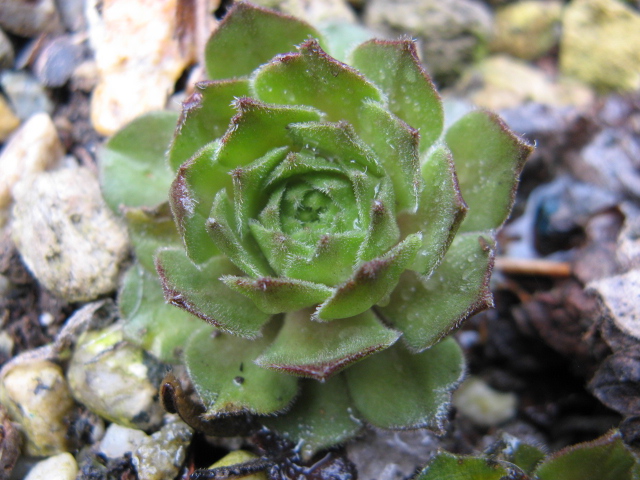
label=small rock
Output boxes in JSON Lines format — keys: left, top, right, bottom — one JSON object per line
{"left": 132, "top": 417, "right": 193, "bottom": 480}
{"left": 67, "top": 323, "right": 165, "bottom": 431}
{"left": 33, "top": 35, "right": 87, "bottom": 88}
{"left": 70, "top": 60, "right": 100, "bottom": 93}
{"left": 490, "top": 0, "right": 563, "bottom": 60}
{"left": 250, "top": 0, "right": 357, "bottom": 24}
{"left": 578, "top": 127, "right": 640, "bottom": 197}
{"left": 365, "top": 0, "right": 493, "bottom": 82}
{"left": 100, "top": 423, "right": 149, "bottom": 458}
{"left": 0, "top": 112, "right": 63, "bottom": 209}
{"left": 560, "top": 0, "right": 640, "bottom": 92}
{"left": 0, "top": 0, "right": 62, "bottom": 37}
{"left": 0, "top": 70, "right": 54, "bottom": 120}
{"left": 86, "top": 0, "right": 197, "bottom": 135}
{"left": 0, "top": 94, "right": 19, "bottom": 142}
{"left": 348, "top": 429, "right": 439, "bottom": 480}
{"left": 24, "top": 452, "right": 78, "bottom": 480}
{"left": 588, "top": 269, "right": 640, "bottom": 340}
{"left": 11, "top": 167, "right": 129, "bottom": 302}
{"left": 452, "top": 376, "right": 517, "bottom": 427}
{"left": 0, "top": 28, "right": 14, "bottom": 69}
{"left": 455, "top": 55, "right": 594, "bottom": 110}
{"left": 0, "top": 360, "right": 75, "bottom": 456}
{"left": 56, "top": 0, "right": 87, "bottom": 32}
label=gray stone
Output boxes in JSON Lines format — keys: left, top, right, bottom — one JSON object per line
{"left": 55, "top": 0, "right": 87, "bottom": 32}
{"left": 560, "top": 0, "right": 640, "bottom": 92}
{"left": 66, "top": 323, "right": 165, "bottom": 431}
{"left": 132, "top": 417, "right": 193, "bottom": 480}
{"left": 0, "top": 360, "right": 75, "bottom": 456}
{"left": 24, "top": 453, "right": 78, "bottom": 480}
{"left": 0, "top": 70, "right": 54, "bottom": 121}
{"left": 11, "top": 167, "right": 130, "bottom": 302}
{"left": 0, "top": 28, "right": 14, "bottom": 69}
{"left": 588, "top": 270, "right": 640, "bottom": 340}
{"left": 33, "top": 35, "right": 87, "bottom": 88}
{"left": 0, "top": 113, "right": 63, "bottom": 209}
{"left": 0, "top": 0, "right": 62, "bottom": 37}
{"left": 364, "top": 0, "right": 493, "bottom": 81}
{"left": 348, "top": 429, "right": 439, "bottom": 480}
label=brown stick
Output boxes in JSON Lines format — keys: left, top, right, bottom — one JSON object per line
{"left": 494, "top": 257, "right": 572, "bottom": 277}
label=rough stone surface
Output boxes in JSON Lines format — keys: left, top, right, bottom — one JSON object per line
{"left": 0, "top": 0, "right": 62, "bottom": 37}
{"left": 86, "top": 0, "right": 197, "bottom": 135}
{"left": 99, "top": 423, "right": 149, "bottom": 458}
{"left": 24, "top": 452, "right": 78, "bottom": 480}
{"left": 132, "top": 417, "right": 193, "bottom": 480}
{"left": 491, "top": 0, "right": 562, "bottom": 60}
{"left": 0, "top": 113, "right": 63, "bottom": 209}
{"left": 67, "top": 323, "right": 165, "bottom": 431}
{"left": 456, "top": 55, "right": 594, "bottom": 110}
{"left": 0, "top": 360, "right": 75, "bottom": 456}
{"left": 11, "top": 167, "right": 129, "bottom": 302}
{"left": 364, "top": 0, "right": 493, "bottom": 81}
{"left": 0, "top": 95, "right": 19, "bottom": 143}
{"left": 560, "top": 0, "right": 640, "bottom": 92}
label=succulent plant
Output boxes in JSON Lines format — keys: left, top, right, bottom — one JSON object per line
{"left": 100, "top": 2, "right": 532, "bottom": 456}
{"left": 416, "top": 430, "right": 640, "bottom": 480}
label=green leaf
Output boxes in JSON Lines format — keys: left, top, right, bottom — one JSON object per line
{"left": 355, "top": 102, "right": 420, "bottom": 212}
{"left": 314, "top": 234, "right": 421, "bottom": 320}
{"left": 283, "top": 231, "right": 365, "bottom": 287}
{"left": 208, "top": 192, "right": 274, "bottom": 277}
{"left": 403, "top": 145, "right": 466, "bottom": 277}
{"left": 216, "top": 99, "right": 321, "bottom": 168}
{"left": 184, "top": 323, "right": 298, "bottom": 415}
{"left": 357, "top": 176, "right": 400, "bottom": 263}
{"left": 416, "top": 451, "right": 514, "bottom": 480}
{"left": 445, "top": 110, "right": 533, "bottom": 232}
{"left": 535, "top": 431, "right": 639, "bottom": 480}
{"left": 380, "top": 232, "right": 495, "bottom": 352}
{"left": 204, "top": 2, "right": 325, "bottom": 80}
{"left": 264, "top": 375, "right": 363, "bottom": 459}
{"left": 345, "top": 338, "right": 464, "bottom": 429}
{"left": 170, "top": 142, "right": 228, "bottom": 264}
{"left": 221, "top": 276, "right": 332, "bottom": 314}
{"left": 168, "top": 79, "right": 250, "bottom": 171}
{"left": 252, "top": 39, "right": 383, "bottom": 129}
{"left": 256, "top": 308, "right": 400, "bottom": 380}
{"left": 120, "top": 264, "right": 202, "bottom": 363}
{"left": 155, "top": 248, "right": 271, "bottom": 338}
{"left": 100, "top": 111, "right": 178, "bottom": 212}
{"left": 350, "top": 39, "right": 443, "bottom": 154}
{"left": 122, "top": 202, "right": 181, "bottom": 273}
{"left": 286, "top": 121, "right": 383, "bottom": 176}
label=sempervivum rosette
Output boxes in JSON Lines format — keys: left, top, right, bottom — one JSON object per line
{"left": 101, "top": 2, "right": 532, "bottom": 456}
